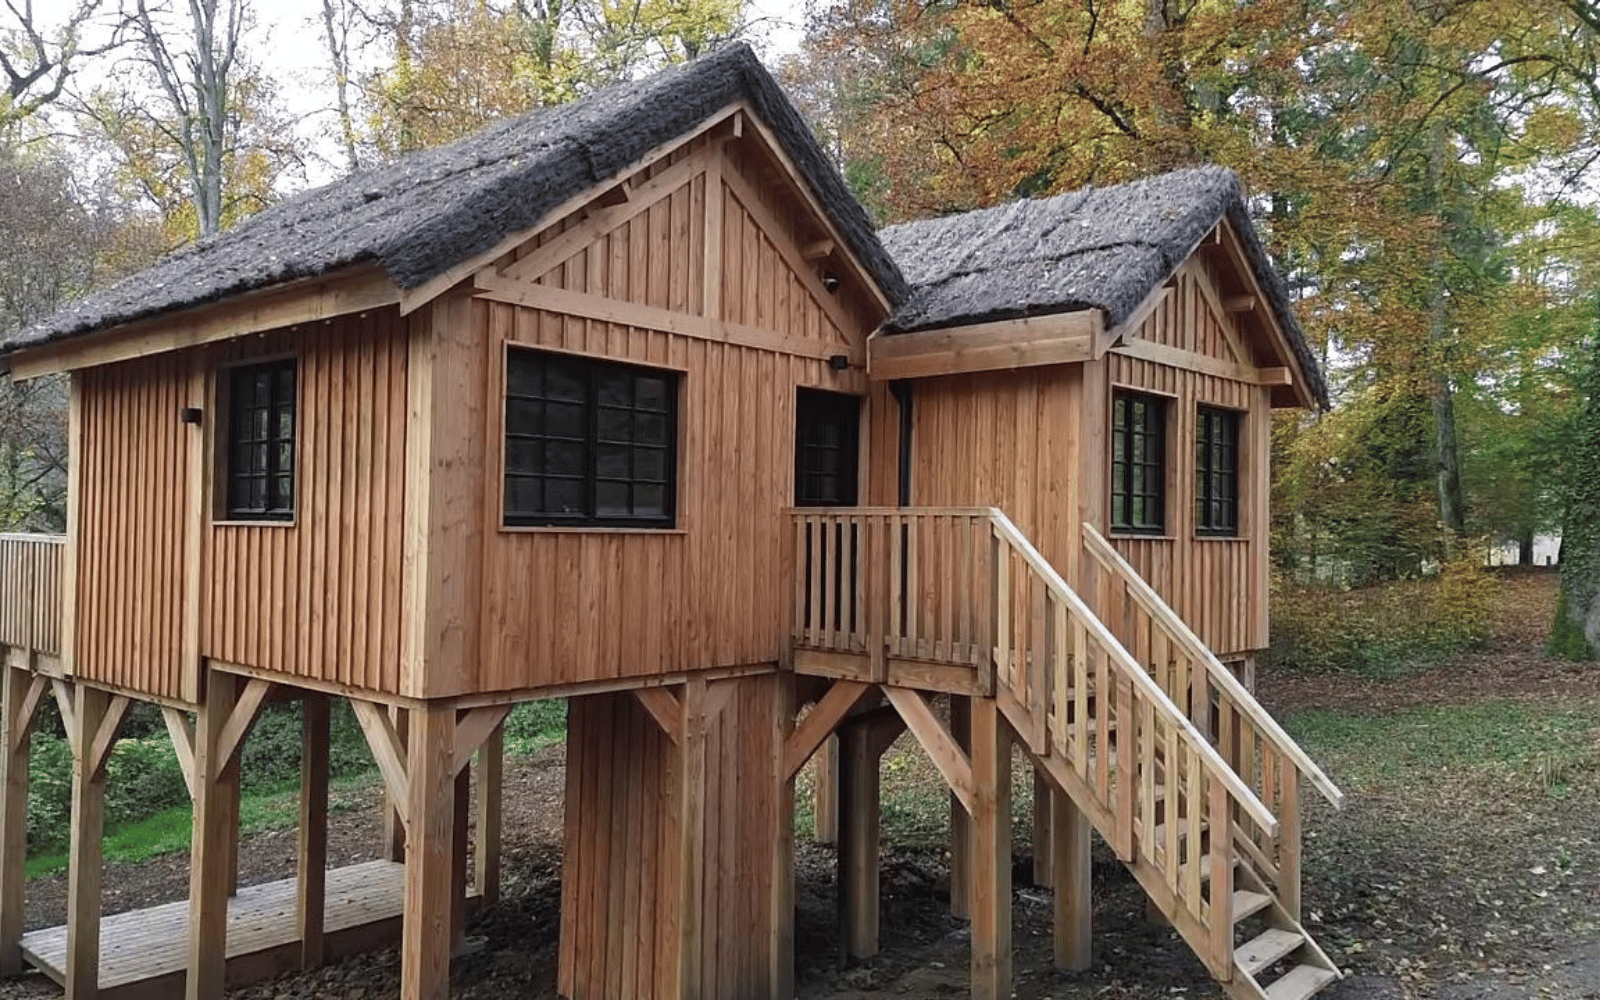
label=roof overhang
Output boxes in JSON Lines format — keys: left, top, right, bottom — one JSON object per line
{"left": 3, "top": 266, "right": 399, "bottom": 380}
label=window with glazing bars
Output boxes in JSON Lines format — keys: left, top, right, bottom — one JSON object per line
{"left": 503, "top": 348, "right": 677, "bottom": 527}
{"left": 225, "top": 359, "right": 297, "bottom": 521}
{"left": 1195, "top": 405, "right": 1240, "bottom": 536}
{"left": 1111, "top": 390, "right": 1166, "bottom": 534}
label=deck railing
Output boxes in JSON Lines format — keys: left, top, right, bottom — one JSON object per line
{"left": 0, "top": 533, "right": 66, "bottom": 659}
{"left": 1083, "top": 523, "right": 1343, "bottom": 916}
{"left": 790, "top": 507, "right": 1276, "bottom": 977}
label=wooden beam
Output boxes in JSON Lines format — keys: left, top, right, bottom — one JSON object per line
{"left": 769, "top": 675, "right": 796, "bottom": 1000}
{"left": 351, "top": 700, "right": 412, "bottom": 833}
{"left": 383, "top": 706, "right": 409, "bottom": 861}
{"left": 836, "top": 719, "right": 883, "bottom": 960}
{"left": 1213, "top": 217, "right": 1316, "bottom": 409}
{"left": 7, "top": 268, "right": 399, "bottom": 380}
{"left": 969, "top": 698, "right": 1012, "bottom": 1000}
{"left": 0, "top": 667, "right": 35, "bottom": 975}
{"left": 1102, "top": 284, "right": 1172, "bottom": 355}
{"left": 87, "top": 696, "right": 130, "bottom": 782}
{"left": 703, "top": 151, "right": 724, "bottom": 321}
{"left": 187, "top": 670, "right": 239, "bottom": 1000}
{"left": 162, "top": 707, "right": 197, "bottom": 798}
{"left": 401, "top": 703, "right": 455, "bottom": 1000}
{"left": 497, "top": 149, "right": 713, "bottom": 285}
{"left": 677, "top": 679, "right": 709, "bottom": 1000}
{"left": 1113, "top": 335, "right": 1266, "bottom": 385}
{"left": 801, "top": 239, "right": 834, "bottom": 261}
{"left": 1224, "top": 295, "right": 1257, "bottom": 312}
{"left": 948, "top": 696, "right": 971, "bottom": 920}
{"left": 51, "top": 680, "right": 76, "bottom": 748}
{"left": 810, "top": 735, "right": 837, "bottom": 844}
{"left": 216, "top": 678, "right": 272, "bottom": 769}
{"left": 66, "top": 684, "right": 113, "bottom": 1000}
{"left": 451, "top": 705, "right": 511, "bottom": 776}
{"left": 474, "top": 724, "right": 504, "bottom": 907}
{"left": 298, "top": 694, "right": 330, "bottom": 970}
{"left": 869, "top": 312, "right": 1100, "bottom": 381}
{"left": 881, "top": 687, "right": 974, "bottom": 815}
{"left": 781, "top": 680, "right": 872, "bottom": 781}
{"left": 632, "top": 687, "right": 683, "bottom": 744}
{"left": 1257, "top": 366, "right": 1292, "bottom": 387}
{"left": 1051, "top": 789, "right": 1092, "bottom": 971}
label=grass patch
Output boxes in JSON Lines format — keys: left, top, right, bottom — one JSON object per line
{"left": 24, "top": 772, "right": 379, "bottom": 878}
{"left": 1283, "top": 699, "right": 1600, "bottom": 796}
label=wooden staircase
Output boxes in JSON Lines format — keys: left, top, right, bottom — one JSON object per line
{"left": 789, "top": 508, "right": 1345, "bottom": 1000}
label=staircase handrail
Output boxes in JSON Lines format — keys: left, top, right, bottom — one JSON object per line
{"left": 1082, "top": 522, "right": 1344, "bottom": 810}
{"left": 989, "top": 510, "right": 1280, "bottom": 837}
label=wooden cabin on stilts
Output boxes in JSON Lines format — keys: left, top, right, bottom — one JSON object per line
{"left": 0, "top": 43, "right": 1346, "bottom": 1000}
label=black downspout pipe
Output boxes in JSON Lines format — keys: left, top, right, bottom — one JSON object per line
{"left": 890, "top": 379, "right": 913, "bottom": 507}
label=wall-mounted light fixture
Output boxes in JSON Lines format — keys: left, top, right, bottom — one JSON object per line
{"left": 828, "top": 354, "right": 850, "bottom": 371}
{"left": 821, "top": 271, "right": 841, "bottom": 293}
{"left": 180, "top": 407, "right": 204, "bottom": 425}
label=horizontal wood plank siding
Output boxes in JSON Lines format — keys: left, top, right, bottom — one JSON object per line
{"left": 74, "top": 355, "right": 192, "bottom": 699}
{"left": 203, "top": 311, "right": 408, "bottom": 693}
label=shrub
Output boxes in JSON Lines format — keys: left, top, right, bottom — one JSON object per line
{"left": 1268, "top": 559, "right": 1494, "bottom": 677}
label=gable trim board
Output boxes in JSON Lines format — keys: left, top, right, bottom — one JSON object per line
{"left": 868, "top": 312, "right": 1102, "bottom": 380}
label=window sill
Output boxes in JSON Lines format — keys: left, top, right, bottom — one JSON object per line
{"left": 213, "top": 519, "right": 297, "bottom": 529}
{"left": 1107, "top": 532, "right": 1174, "bottom": 541}
{"left": 1195, "top": 534, "right": 1244, "bottom": 541}
{"left": 499, "top": 525, "right": 688, "bottom": 535}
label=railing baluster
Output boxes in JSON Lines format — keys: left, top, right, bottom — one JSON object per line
{"left": 956, "top": 515, "right": 972, "bottom": 663}
{"left": 1073, "top": 621, "right": 1088, "bottom": 778}
{"left": 888, "top": 513, "right": 903, "bottom": 655}
{"left": 1184, "top": 747, "right": 1203, "bottom": 916}
{"left": 808, "top": 515, "right": 823, "bottom": 648}
{"left": 905, "top": 515, "right": 921, "bottom": 658}
{"left": 1051, "top": 597, "right": 1068, "bottom": 754}
{"left": 993, "top": 526, "right": 1010, "bottom": 685}
{"left": 1165, "top": 724, "right": 1180, "bottom": 896}
{"left": 1139, "top": 697, "right": 1155, "bottom": 855}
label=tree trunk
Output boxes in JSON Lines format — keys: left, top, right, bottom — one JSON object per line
{"left": 1552, "top": 328, "right": 1600, "bottom": 659}
{"left": 1518, "top": 530, "right": 1535, "bottom": 567}
{"left": 1427, "top": 126, "right": 1467, "bottom": 555}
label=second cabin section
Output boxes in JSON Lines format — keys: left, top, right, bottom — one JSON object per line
{"left": 12, "top": 96, "right": 894, "bottom": 708}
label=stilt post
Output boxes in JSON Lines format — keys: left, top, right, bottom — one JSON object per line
{"left": 969, "top": 698, "right": 1012, "bottom": 1000}
{"left": 401, "top": 703, "right": 454, "bottom": 1000}
{"left": 474, "top": 723, "right": 504, "bottom": 907}
{"left": 948, "top": 695, "right": 970, "bottom": 919}
{"left": 0, "top": 666, "right": 40, "bottom": 976}
{"left": 1051, "top": 788, "right": 1092, "bottom": 970}
{"left": 769, "top": 674, "right": 796, "bottom": 1000}
{"left": 837, "top": 717, "right": 882, "bottom": 960}
{"left": 811, "top": 734, "right": 837, "bottom": 844}
{"left": 1032, "top": 767, "right": 1053, "bottom": 888}
{"left": 677, "top": 679, "right": 708, "bottom": 1000}
{"left": 450, "top": 759, "right": 470, "bottom": 947}
{"left": 298, "top": 693, "right": 330, "bottom": 970}
{"left": 187, "top": 670, "right": 239, "bottom": 1000}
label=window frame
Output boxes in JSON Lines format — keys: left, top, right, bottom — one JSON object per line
{"left": 220, "top": 357, "right": 298, "bottom": 523}
{"left": 1194, "top": 404, "right": 1241, "bottom": 538}
{"left": 501, "top": 346, "right": 680, "bottom": 530}
{"left": 1110, "top": 389, "right": 1168, "bottom": 536}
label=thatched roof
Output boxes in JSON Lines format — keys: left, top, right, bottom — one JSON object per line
{"left": 4, "top": 42, "right": 907, "bottom": 356}
{"left": 879, "top": 167, "right": 1327, "bottom": 407}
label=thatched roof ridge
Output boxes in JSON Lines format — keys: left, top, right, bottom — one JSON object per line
{"left": 879, "top": 167, "right": 1327, "bottom": 407}
{"left": 5, "top": 42, "right": 906, "bottom": 355}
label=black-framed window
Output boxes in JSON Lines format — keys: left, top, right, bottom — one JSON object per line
{"left": 1195, "top": 406, "right": 1240, "bottom": 536}
{"left": 1111, "top": 390, "right": 1166, "bottom": 534}
{"left": 794, "top": 389, "right": 861, "bottom": 506}
{"left": 225, "top": 359, "right": 297, "bottom": 521}
{"left": 504, "top": 349, "right": 677, "bottom": 527}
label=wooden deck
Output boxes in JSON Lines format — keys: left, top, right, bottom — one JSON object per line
{"left": 19, "top": 860, "right": 435, "bottom": 1000}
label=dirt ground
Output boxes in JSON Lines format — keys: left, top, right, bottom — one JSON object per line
{"left": 4, "top": 570, "right": 1599, "bottom": 999}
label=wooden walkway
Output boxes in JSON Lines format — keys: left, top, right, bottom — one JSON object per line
{"left": 19, "top": 860, "right": 419, "bottom": 1000}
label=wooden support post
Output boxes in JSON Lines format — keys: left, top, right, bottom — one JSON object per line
{"left": 969, "top": 698, "right": 1012, "bottom": 1000}
{"left": 225, "top": 776, "right": 241, "bottom": 897}
{"left": 948, "top": 695, "right": 970, "bottom": 919}
{"left": 1032, "top": 767, "right": 1053, "bottom": 888}
{"left": 1051, "top": 789, "right": 1092, "bottom": 971}
{"left": 402, "top": 703, "right": 454, "bottom": 1000}
{"left": 837, "top": 718, "right": 882, "bottom": 960}
{"left": 769, "top": 675, "right": 796, "bottom": 1000}
{"left": 384, "top": 706, "right": 409, "bottom": 862}
{"left": 63, "top": 685, "right": 128, "bottom": 1000}
{"left": 187, "top": 671, "right": 239, "bottom": 1000}
{"left": 811, "top": 734, "right": 838, "bottom": 845}
{"left": 677, "top": 679, "right": 708, "bottom": 1000}
{"left": 0, "top": 666, "right": 38, "bottom": 976}
{"left": 451, "top": 760, "right": 470, "bottom": 947}
{"left": 1279, "top": 770, "right": 1302, "bottom": 921}
{"left": 298, "top": 694, "right": 330, "bottom": 971}
{"left": 474, "top": 723, "right": 503, "bottom": 908}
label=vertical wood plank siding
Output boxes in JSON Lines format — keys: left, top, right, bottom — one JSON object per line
{"left": 203, "top": 313, "right": 409, "bottom": 693}
{"left": 559, "top": 678, "right": 777, "bottom": 1000}
{"left": 0, "top": 535, "right": 65, "bottom": 655}
{"left": 466, "top": 139, "right": 871, "bottom": 696}
{"left": 74, "top": 356, "right": 193, "bottom": 699}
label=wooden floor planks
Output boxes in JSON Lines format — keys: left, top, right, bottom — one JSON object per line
{"left": 19, "top": 860, "right": 456, "bottom": 998}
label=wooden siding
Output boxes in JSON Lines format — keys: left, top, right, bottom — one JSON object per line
{"left": 74, "top": 355, "right": 193, "bottom": 700}
{"left": 446, "top": 135, "right": 874, "bottom": 697}
{"left": 203, "top": 312, "right": 410, "bottom": 693}
{"left": 559, "top": 677, "right": 778, "bottom": 999}
{"left": 0, "top": 535, "right": 64, "bottom": 657}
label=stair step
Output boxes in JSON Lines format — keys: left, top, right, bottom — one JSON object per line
{"left": 1231, "top": 889, "right": 1273, "bottom": 922}
{"left": 1262, "top": 963, "right": 1339, "bottom": 1000}
{"left": 1179, "top": 852, "right": 1235, "bottom": 883}
{"left": 1235, "top": 927, "right": 1305, "bottom": 977}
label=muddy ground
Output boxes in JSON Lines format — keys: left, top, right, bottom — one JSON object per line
{"left": 4, "top": 571, "right": 1599, "bottom": 999}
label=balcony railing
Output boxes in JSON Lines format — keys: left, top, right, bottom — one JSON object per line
{"left": 0, "top": 534, "right": 66, "bottom": 660}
